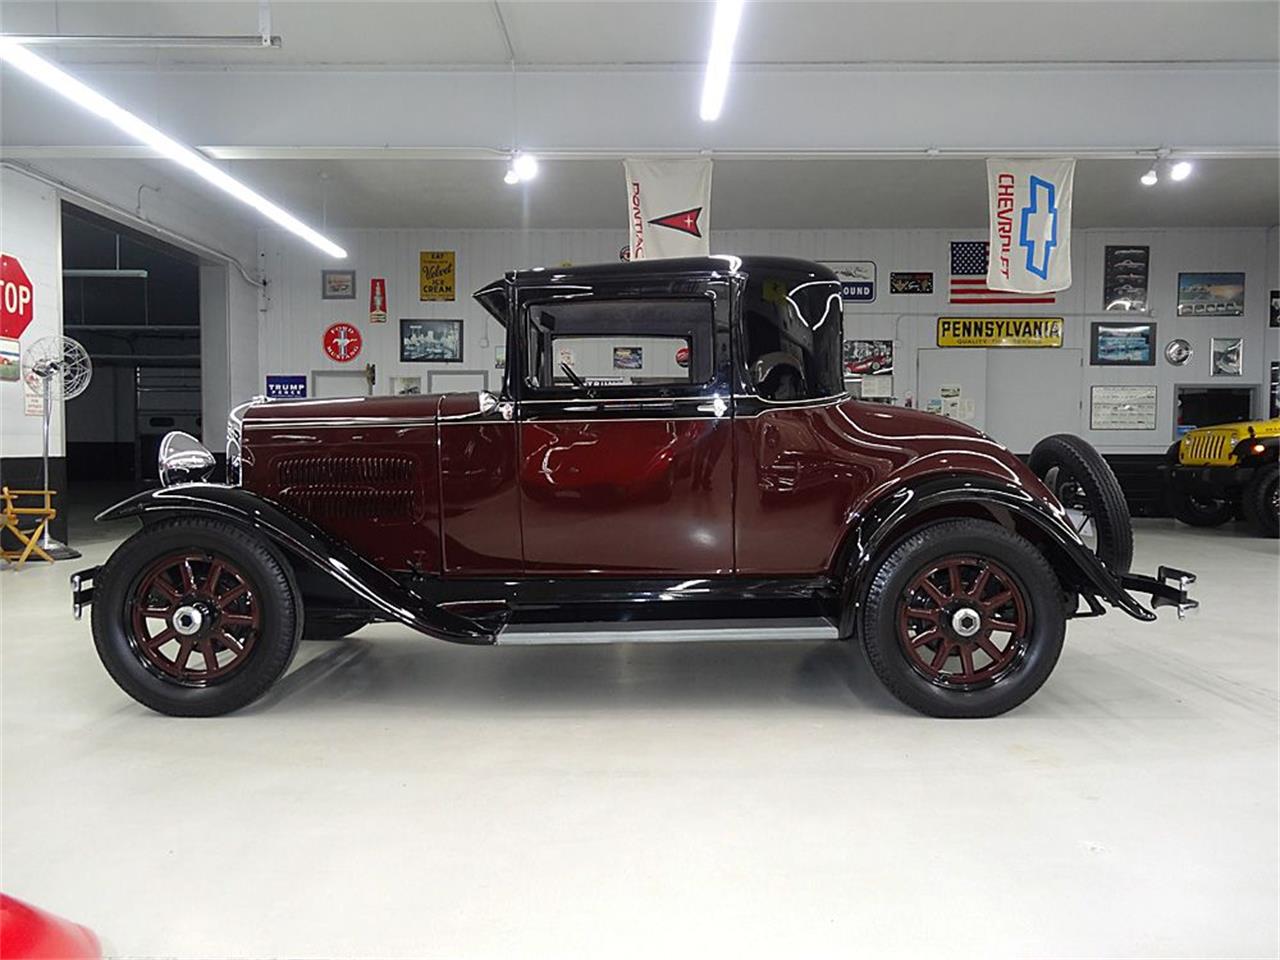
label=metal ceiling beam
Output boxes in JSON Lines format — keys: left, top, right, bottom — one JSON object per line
{"left": 3, "top": 35, "right": 282, "bottom": 49}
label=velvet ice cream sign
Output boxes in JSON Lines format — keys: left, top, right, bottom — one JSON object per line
{"left": 986, "top": 159, "right": 1075, "bottom": 294}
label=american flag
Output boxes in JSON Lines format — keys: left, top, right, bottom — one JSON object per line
{"left": 950, "top": 241, "right": 1056, "bottom": 304}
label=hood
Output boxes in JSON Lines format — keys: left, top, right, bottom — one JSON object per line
{"left": 243, "top": 393, "right": 444, "bottom": 423}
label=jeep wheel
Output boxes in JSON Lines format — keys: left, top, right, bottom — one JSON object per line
{"left": 1029, "top": 433, "right": 1133, "bottom": 572}
{"left": 1168, "top": 490, "right": 1234, "bottom": 527}
{"left": 1242, "top": 463, "right": 1279, "bottom": 538}
{"left": 91, "top": 519, "right": 301, "bottom": 716}
{"left": 861, "top": 520, "right": 1066, "bottom": 718}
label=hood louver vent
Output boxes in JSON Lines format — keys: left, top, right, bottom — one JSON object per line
{"left": 275, "top": 455, "right": 419, "bottom": 522}
{"left": 277, "top": 455, "right": 414, "bottom": 485}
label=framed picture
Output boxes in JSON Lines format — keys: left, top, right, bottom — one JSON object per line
{"left": 1177, "top": 272, "right": 1244, "bottom": 316}
{"left": 1103, "top": 245, "right": 1149, "bottom": 311}
{"left": 843, "top": 339, "right": 894, "bottom": 375}
{"left": 0, "top": 336, "right": 19, "bottom": 382}
{"left": 494, "top": 345, "right": 506, "bottom": 370}
{"left": 1270, "top": 289, "right": 1279, "bottom": 328}
{"left": 400, "top": 318, "right": 463, "bottom": 362}
{"left": 613, "top": 346, "right": 643, "bottom": 369}
{"left": 1090, "top": 385, "right": 1158, "bottom": 430}
{"left": 1090, "top": 322, "right": 1156, "bottom": 366}
{"left": 321, "top": 269, "right": 357, "bottom": 300}
{"left": 390, "top": 375, "right": 422, "bottom": 396}
{"left": 1271, "top": 361, "right": 1279, "bottom": 419}
{"left": 1211, "top": 337, "right": 1243, "bottom": 376}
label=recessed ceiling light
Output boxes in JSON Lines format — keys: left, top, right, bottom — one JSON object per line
{"left": 512, "top": 152, "right": 539, "bottom": 181}
{"left": 1169, "top": 160, "right": 1194, "bottom": 182}
{"left": 0, "top": 36, "right": 347, "bottom": 258}
{"left": 1140, "top": 168, "right": 1159, "bottom": 187}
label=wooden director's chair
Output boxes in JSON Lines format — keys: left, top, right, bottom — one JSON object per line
{"left": 1, "top": 486, "right": 57, "bottom": 567}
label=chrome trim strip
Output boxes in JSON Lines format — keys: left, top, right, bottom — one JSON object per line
{"left": 495, "top": 617, "right": 838, "bottom": 645}
{"left": 245, "top": 417, "right": 438, "bottom": 429}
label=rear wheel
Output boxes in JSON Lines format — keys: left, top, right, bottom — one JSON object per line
{"left": 1168, "top": 489, "right": 1234, "bottom": 527}
{"left": 92, "top": 518, "right": 301, "bottom": 716}
{"left": 861, "top": 520, "right": 1066, "bottom": 718}
{"left": 1029, "top": 433, "right": 1133, "bottom": 572}
{"left": 1242, "top": 464, "right": 1279, "bottom": 537}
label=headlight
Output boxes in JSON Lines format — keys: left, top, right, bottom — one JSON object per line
{"left": 158, "top": 431, "right": 216, "bottom": 487}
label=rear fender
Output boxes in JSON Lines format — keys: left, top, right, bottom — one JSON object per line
{"left": 96, "top": 484, "right": 495, "bottom": 644}
{"left": 834, "top": 474, "right": 1153, "bottom": 637}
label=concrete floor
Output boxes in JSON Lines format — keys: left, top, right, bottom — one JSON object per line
{"left": 2, "top": 519, "right": 1276, "bottom": 959}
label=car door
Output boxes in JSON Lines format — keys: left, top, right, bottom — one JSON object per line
{"left": 514, "top": 275, "right": 735, "bottom": 575}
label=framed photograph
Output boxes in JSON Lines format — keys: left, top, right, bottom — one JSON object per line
{"left": 1211, "top": 337, "right": 1243, "bottom": 376}
{"left": 494, "top": 345, "right": 506, "bottom": 370}
{"left": 1270, "top": 289, "right": 1278, "bottom": 328}
{"left": 843, "top": 339, "right": 894, "bottom": 375}
{"left": 1090, "top": 322, "right": 1156, "bottom": 366}
{"left": 390, "top": 375, "right": 422, "bottom": 396}
{"left": 889, "top": 271, "right": 933, "bottom": 295}
{"left": 321, "top": 269, "right": 357, "bottom": 300}
{"left": 1090, "top": 385, "right": 1158, "bottom": 430}
{"left": 0, "top": 336, "right": 19, "bottom": 382}
{"left": 1177, "top": 272, "right": 1244, "bottom": 316}
{"left": 400, "top": 318, "right": 463, "bottom": 362}
{"left": 1270, "top": 361, "right": 1279, "bottom": 419}
{"left": 1103, "top": 245, "right": 1150, "bottom": 311}
{"left": 613, "top": 346, "right": 643, "bottom": 370}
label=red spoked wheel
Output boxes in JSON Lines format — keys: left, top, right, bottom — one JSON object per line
{"left": 128, "top": 551, "right": 261, "bottom": 685}
{"left": 897, "top": 556, "right": 1030, "bottom": 689}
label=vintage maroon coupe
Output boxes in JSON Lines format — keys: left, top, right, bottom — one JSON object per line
{"left": 72, "top": 256, "right": 1195, "bottom": 718}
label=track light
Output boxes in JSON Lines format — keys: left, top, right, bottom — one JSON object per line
{"left": 503, "top": 167, "right": 520, "bottom": 185}
{"left": 512, "top": 152, "right": 539, "bottom": 181}
{"left": 1140, "top": 168, "right": 1159, "bottom": 187}
{"left": 0, "top": 36, "right": 346, "bottom": 258}
{"left": 1169, "top": 161, "right": 1194, "bottom": 182}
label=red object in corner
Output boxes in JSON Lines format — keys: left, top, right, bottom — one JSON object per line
{"left": 0, "top": 894, "right": 102, "bottom": 959}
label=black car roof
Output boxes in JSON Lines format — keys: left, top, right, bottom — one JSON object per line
{"left": 499, "top": 255, "right": 838, "bottom": 285}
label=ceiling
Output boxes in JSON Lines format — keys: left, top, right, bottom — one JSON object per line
{"left": 66, "top": 155, "right": 1279, "bottom": 230}
{"left": 2, "top": 1, "right": 1277, "bottom": 67}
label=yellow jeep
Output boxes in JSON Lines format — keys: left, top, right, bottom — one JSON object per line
{"left": 1162, "top": 417, "right": 1280, "bottom": 537}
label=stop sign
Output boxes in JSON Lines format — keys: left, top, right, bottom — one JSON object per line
{"left": 0, "top": 254, "right": 34, "bottom": 340}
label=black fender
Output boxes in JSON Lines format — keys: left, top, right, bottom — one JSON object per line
{"left": 833, "top": 474, "right": 1155, "bottom": 638}
{"left": 96, "top": 483, "right": 496, "bottom": 644}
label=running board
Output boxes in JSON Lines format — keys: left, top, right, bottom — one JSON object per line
{"left": 495, "top": 617, "right": 840, "bottom": 646}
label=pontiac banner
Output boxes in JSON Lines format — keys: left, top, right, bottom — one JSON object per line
{"left": 985, "top": 158, "right": 1075, "bottom": 294}
{"left": 624, "top": 159, "right": 712, "bottom": 260}
{"left": 937, "top": 316, "right": 1064, "bottom": 348}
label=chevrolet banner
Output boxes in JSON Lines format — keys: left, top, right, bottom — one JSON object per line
{"left": 937, "top": 317, "right": 1064, "bottom": 348}
{"left": 985, "top": 158, "right": 1075, "bottom": 294}
{"left": 624, "top": 159, "right": 712, "bottom": 260}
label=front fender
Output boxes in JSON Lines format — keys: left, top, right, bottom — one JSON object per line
{"left": 834, "top": 473, "right": 1154, "bottom": 637}
{"left": 96, "top": 484, "right": 495, "bottom": 644}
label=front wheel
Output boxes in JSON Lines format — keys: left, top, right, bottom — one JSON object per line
{"left": 1167, "top": 489, "right": 1234, "bottom": 527}
{"left": 91, "top": 518, "right": 302, "bottom": 716}
{"left": 860, "top": 520, "right": 1066, "bottom": 718}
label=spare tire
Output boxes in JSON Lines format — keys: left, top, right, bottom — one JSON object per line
{"left": 1029, "top": 434, "right": 1134, "bottom": 573}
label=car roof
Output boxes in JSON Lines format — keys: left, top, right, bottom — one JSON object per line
{"left": 499, "top": 255, "right": 838, "bottom": 285}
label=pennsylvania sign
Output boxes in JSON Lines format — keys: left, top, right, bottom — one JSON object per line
{"left": 937, "top": 317, "right": 1063, "bottom": 348}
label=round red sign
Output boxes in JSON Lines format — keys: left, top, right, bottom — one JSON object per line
{"left": 1, "top": 253, "right": 35, "bottom": 340}
{"left": 675, "top": 345, "right": 690, "bottom": 368}
{"left": 323, "top": 322, "right": 362, "bottom": 363}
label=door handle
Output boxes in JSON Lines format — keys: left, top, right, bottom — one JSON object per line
{"left": 696, "top": 397, "right": 729, "bottom": 417}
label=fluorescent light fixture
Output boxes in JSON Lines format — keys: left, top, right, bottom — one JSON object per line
{"left": 512, "top": 152, "right": 538, "bottom": 181}
{"left": 699, "top": 0, "right": 745, "bottom": 121}
{"left": 503, "top": 167, "right": 520, "bottom": 185}
{"left": 1140, "top": 168, "right": 1159, "bottom": 186}
{"left": 1169, "top": 160, "right": 1194, "bottom": 182}
{"left": 0, "top": 37, "right": 346, "bottom": 258}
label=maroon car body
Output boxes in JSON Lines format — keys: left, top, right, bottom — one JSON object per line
{"left": 76, "top": 256, "right": 1194, "bottom": 717}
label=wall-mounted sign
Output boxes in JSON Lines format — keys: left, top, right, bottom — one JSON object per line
{"left": 613, "top": 346, "right": 643, "bottom": 370}
{"left": 322, "top": 322, "right": 363, "bottom": 362}
{"left": 843, "top": 339, "right": 893, "bottom": 375}
{"left": 1103, "top": 245, "right": 1150, "bottom": 312}
{"left": 419, "top": 251, "right": 456, "bottom": 301}
{"left": 1270, "top": 361, "right": 1279, "bottom": 418}
{"left": 1, "top": 253, "right": 35, "bottom": 339}
{"left": 1090, "top": 322, "right": 1156, "bottom": 366}
{"left": 0, "top": 336, "right": 18, "bottom": 382}
{"left": 889, "top": 271, "right": 933, "bottom": 295}
{"left": 675, "top": 345, "right": 690, "bottom": 368}
{"left": 1090, "top": 385, "right": 1157, "bottom": 431}
{"left": 401, "top": 318, "right": 462, "bottom": 362}
{"left": 1177, "top": 272, "right": 1244, "bottom": 316}
{"left": 321, "top": 269, "right": 356, "bottom": 300}
{"left": 264, "top": 374, "right": 307, "bottom": 399}
{"left": 369, "top": 278, "right": 388, "bottom": 323}
{"left": 1270, "top": 289, "right": 1278, "bottom": 328}
{"left": 821, "top": 260, "right": 876, "bottom": 302}
{"left": 936, "top": 317, "right": 1063, "bottom": 348}
{"left": 1211, "top": 337, "right": 1243, "bottom": 376}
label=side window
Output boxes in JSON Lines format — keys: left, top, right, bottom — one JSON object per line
{"left": 741, "top": 277, "right": 844, "bottom": 401}
{"left": 523, "top": 298, "right": 715, "bottom": 395}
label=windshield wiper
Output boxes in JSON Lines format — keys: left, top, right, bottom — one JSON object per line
{"left": 559, "top": 362, "right": 586, "bottom": 389}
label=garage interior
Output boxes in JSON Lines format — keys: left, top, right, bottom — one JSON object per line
{"left": 1, "top": 2, "right": 1277, "bottom": 958}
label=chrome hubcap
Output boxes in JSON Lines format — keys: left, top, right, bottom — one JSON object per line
{"left": 950, "top": 607, "right": 982, "bottom": 638}
{"left": 172, "top": 604, "right": 204, "bottom": 636}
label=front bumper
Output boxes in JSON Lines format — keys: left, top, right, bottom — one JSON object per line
{"left": 1160, "top": 463, "right": 1254, "bottom": 493}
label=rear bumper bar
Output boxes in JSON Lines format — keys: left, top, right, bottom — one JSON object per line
{"left": 1118, "top": 565, "right": 1198, "bottom": 619}
{"left": 71, "top": 566, "right": 98, "bottom": 620}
